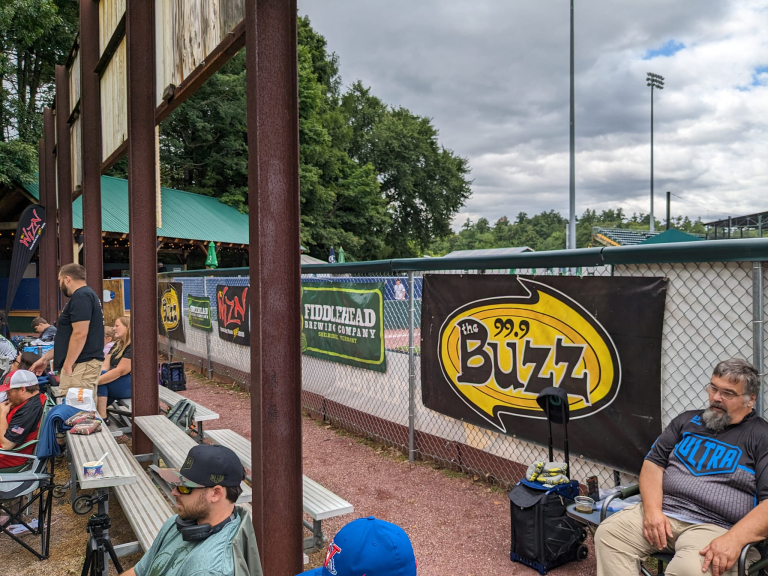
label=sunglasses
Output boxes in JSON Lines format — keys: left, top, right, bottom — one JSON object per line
{"left": 175, "top": 485, "right": 196, "bottom": 495}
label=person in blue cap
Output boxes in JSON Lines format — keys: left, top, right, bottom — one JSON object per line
{"left": 298, "top": 516, "right": 417, "bottom": 576}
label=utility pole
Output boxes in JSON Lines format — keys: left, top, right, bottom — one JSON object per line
{"left": 646, "top": 73, "right": 664, "bottom": 233}
{"left": 568, "top": 0, "right": 576, "bottom": 250}
{"left": 666, "top": 191, "right": 671, "bottom": 230}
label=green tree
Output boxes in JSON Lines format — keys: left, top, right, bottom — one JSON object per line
{"left": 0, "top": 0, "right": 77, "bottom": 184}
{"left": 342, "top": 83, "right": 472, "bottom": 258}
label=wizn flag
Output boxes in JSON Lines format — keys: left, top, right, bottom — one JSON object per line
{"left": 302, "top": 282, "right": 386, "bottom": 373}
{"left": 421, "top": 275, "right": 667, "bottom": 474}
{"left": 187, "top": 295, "right": 212, "bottom": 332}
{"left": 5, "top": 205, "right": 46, "bottom": 317}
{"left": 216, "top": 285, "right": 250, "bottom": 346}
{"left": 158, "top": 282, "right": 186, "bottom": 343}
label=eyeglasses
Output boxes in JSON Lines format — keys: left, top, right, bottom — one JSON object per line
{"left": 705, "top": 382, "right": 749, "bottom": 401}
{"left": 175, "top": 485, "right": 196, "bottom": 495}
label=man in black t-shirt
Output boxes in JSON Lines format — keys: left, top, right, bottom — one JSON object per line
{"left": 595, "top": 359, "right": 768, "bottom": 576}
{"left": 30, "top": 264, "right": 104, "bottom": 395}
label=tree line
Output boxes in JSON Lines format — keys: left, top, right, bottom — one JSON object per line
{"left": 428, "top": 209, "right": 707, "bottom": 255}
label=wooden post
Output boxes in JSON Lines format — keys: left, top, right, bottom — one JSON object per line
{"left": 42, "top": 109, "right": 60, "bottom": 320}
{"left": 126, "top": 0, "right": 159, "bottom": 455}
{"left": 80, "top": 0, "right": 103, "bottom": 294}
{"left": 246, "top": 0, "right": 303, "bottom": 573}
{"left": 56, "top": 65, "right": 74, "bottom": 271}
{"left": 37, "top": 138, "right": 51, "bottom": 320}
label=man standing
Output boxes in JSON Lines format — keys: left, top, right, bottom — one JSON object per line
{"left": 393, "top": 279, "right": 407, "bottom": 301}
{"left": 595, "top": 358, "right": 768, "bottom": 576}
{"left": 30, "top": 317, "right": 57, "bottom": 341}
{"left": 30, "top": 264, "right": 104, "bottom": 394}
{"left": 121, "top": 444, "right": 262, "bottom": 576}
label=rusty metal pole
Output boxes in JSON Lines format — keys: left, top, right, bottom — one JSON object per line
{"left": 80, "top": 0, "right": 103, "bottom": 295}
{"left": 37, "top": 138, "right": 51, "bottom": 320}
{"left": 126, "top": 0, "right": 159, "bottom": 456}
{"left": 245, "top": 0, "right": 303, "bottom": 572}
{"left": 56, "top": 65, "right": 74, "bottom": 270}
{"left": 42, "top": 109, "right": 60, "bottom": 320}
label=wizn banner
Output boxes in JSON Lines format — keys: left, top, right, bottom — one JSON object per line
{"left": 302, "top": 282, "right": 386, "bottom": 373}
{"left": 5, "top": 205, "right": 46, "bottom": 317}
{"left": 188, "top": 295, "right": 212, "bottom": 332}
{"left": 421, "top": 275, "right": 667, "bottom": 474}
{"left": 158, "top": 282, "right": 186, "bottom": 343}
{"left": 217, "top": 285, "right": 250, "bottom": 346}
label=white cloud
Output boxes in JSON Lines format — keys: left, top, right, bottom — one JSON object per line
{"left": 298, "top": 0, "right": 768, "bottom": 229}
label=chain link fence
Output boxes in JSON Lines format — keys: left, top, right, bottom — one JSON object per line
{"left": 158, "top": 256, "right": 767, "bottom": 491}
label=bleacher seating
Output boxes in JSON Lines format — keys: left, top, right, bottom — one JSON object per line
{"left": 592, "top": 227, "right": 659, "bottom": 246}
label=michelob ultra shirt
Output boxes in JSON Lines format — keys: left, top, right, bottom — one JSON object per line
{"left": 646, "top": 410, "right": 768, "bottom": 529}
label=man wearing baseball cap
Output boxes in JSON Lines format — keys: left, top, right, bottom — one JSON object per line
{"left": 298, "top": 516, "right": 417, "bottom": 576}
{"left": 121, "top": 444, "right": 262, "bottom": 576}
{"left": 0, "top": 369, "right": 47, "bottom": 470}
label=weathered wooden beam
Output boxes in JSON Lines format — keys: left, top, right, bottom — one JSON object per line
{"left": 94, "top": 12, "right": 126, "bottom": 76}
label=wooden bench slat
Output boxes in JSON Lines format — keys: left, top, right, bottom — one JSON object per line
{"left": 114, "top": 444, "right": 175, "bottom": 551}
{"left": 206, "top": 429, "right": 353, "bottom": 520}
{"left": 134, "top": 415, "right": 251, "bottom": 503}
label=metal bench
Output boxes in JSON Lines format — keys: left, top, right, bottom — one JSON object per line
{"left": 133, "top": 415, "right": 251, "bottom": 504}
{"left": 206, "top": 428, "right": 354, "bottom": 552}
{"left": 112, "top": 444, "right": 175, "bottom": 555}
{"left": 157, "top": 386, "right": 219, "bottom": 440}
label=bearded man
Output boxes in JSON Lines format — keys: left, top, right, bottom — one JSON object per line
{"left": 595, "top": 358, "right": 768, "bottom": 576}
{"left": 121, "top": 444, "right": 262, "bottom": 576}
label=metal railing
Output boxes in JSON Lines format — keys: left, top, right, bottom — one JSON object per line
{"left": 160, "top": 239, "right": 768, "bottom": 489}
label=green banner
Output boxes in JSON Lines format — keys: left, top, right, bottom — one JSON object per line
{"left": 302, "top": 281, "right": 386, "bottom": 373}
{"left": 187, "top": 295, "right": 212, "bottom": 332}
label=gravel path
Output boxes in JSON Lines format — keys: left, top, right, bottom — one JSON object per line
{"left": 181, "top": 370, "right": 598, "bottom": 575}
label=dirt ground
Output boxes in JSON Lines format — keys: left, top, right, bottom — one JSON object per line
{"left": 1, "top": 368, "right": 599, "bottom": 575}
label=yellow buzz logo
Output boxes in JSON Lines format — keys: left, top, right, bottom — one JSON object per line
{"left": 161, "top": 287, "right": 180, "bottom": 332}
{"left": 438, "top": 277, "right": 620, "bottom": 430}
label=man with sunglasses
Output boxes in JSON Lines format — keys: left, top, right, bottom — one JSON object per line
{"left": 596, "top": 358, "right": 768, "bottom": 576}
{"left": 120, "top": 444, "right": 262, "bottom": 576}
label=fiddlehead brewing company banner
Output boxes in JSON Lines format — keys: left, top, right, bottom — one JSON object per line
{"left": 216, "top": 285, "right": 250, "bottom": 346}
{"left": 302, "top": 282, "right": 386, "bottom": 373}
{"left": 187, "top": 295, "right": 212, "bottom": 332}
{"left": 421, "top": 274, "right": 667, "bottom": 474}
{"left": 158, "top": 282, "right": 186, "bottom": 343}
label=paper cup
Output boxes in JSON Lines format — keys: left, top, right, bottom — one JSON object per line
{"left": 84, "top": 461, "right": 104, "bottom": 478}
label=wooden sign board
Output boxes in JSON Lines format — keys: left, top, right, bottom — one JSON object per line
{"left": 103, "top": 279, "right": 125, "bottom": 328}
{"left": 100, "top": 37, "right": 128, "bottom": 162}
{"left": 154, "top": 0, "right": 244, "bottom": 106}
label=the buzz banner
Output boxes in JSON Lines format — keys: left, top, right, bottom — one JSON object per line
{"left": 158, "top": 281, "right": 186, "bottom": 343}
{"left": 421, "top": 274, "right": 667, "bottom": 475}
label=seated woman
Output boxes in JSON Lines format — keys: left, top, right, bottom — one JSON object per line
{"left": 96, "top": 316, "right": 131, "bottom": 419}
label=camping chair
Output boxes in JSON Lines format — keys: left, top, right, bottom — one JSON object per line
{"left": 602, "top": 486, "right": 768, "bottom": 576}
{"left": 0, "top": 396, "right": 56, "bottom": 560}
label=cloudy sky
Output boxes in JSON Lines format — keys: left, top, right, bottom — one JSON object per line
{"left": 297, "top": 0, "right": 768, "bottom": 230}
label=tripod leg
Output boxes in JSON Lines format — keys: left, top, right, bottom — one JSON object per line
{"left": 104, "top": 538, "right": 124, "bottom": 574}
{"left": 81, "top": 539, "right": 94, "bottom": 576}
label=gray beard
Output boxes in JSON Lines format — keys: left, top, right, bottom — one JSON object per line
{"left": 702, "top": 407, "right": 732, "bottom": 432}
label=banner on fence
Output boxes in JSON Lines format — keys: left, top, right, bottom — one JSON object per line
{"left": 187, "top": 295, "right": 212, "bottom": 332}
{"left": 421, "top": 274, "right": 667, "bottom": 474}
{"left": 158, "top": 282, "right": 186, "bottom": 343}
{"left": 216, "top": 285, "right": 250, "bottom": 346}
{"left": 302, "top": 281, "right": 386, "bottom": 373}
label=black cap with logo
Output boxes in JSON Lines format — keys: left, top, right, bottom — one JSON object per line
{"left": 156, "top": 444, "right": 245, "bottom": 488}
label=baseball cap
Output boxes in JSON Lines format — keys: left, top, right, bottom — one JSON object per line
{"left": 0, "top": 370, "right": 39, "bottom": 393}
{"left": 154, "top": 444, "right": 245, "bottom": 489}
{"left": 298, "top": 517, "right": 416, "bottom": 576}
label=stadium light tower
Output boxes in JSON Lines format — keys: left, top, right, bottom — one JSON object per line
{"left": 647, "top": 72, "right": 664, "bottom": 233}
{"left": 567, "top": 0, "right": 576, "bottom": 250}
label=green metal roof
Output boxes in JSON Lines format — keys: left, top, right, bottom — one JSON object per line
{"left": 638, "top": 228, "right": 704, "bottom": 245}
{"left": 23, "top": 176, "right": 249, "bottom": 244}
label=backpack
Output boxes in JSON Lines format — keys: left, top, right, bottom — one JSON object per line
{"left": 166, "top": 398, "right": 196, "bottom": 432}
{"left": 159, "top": 362, "right": 187, "bottom": 392}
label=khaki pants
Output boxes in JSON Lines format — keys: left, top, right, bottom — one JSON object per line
{"left": 595, "top": 503, "right": 758, "bottom": 576}
{"left": 58, "top": 358, "right": 103, "bottom": 396}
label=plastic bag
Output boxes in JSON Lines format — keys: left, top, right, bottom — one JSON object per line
{"left": 69, "top": 419, "right": 102, "bottom": 435}
{"left": 65, "top": 387, "right": 96, "bottom": 412}
{"left": 65, "top": 410, "right": 99, "bottom": 427}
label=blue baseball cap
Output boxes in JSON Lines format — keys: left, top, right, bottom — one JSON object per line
{"left": 298, "top": 517, "right": 416, "bottom": 576}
